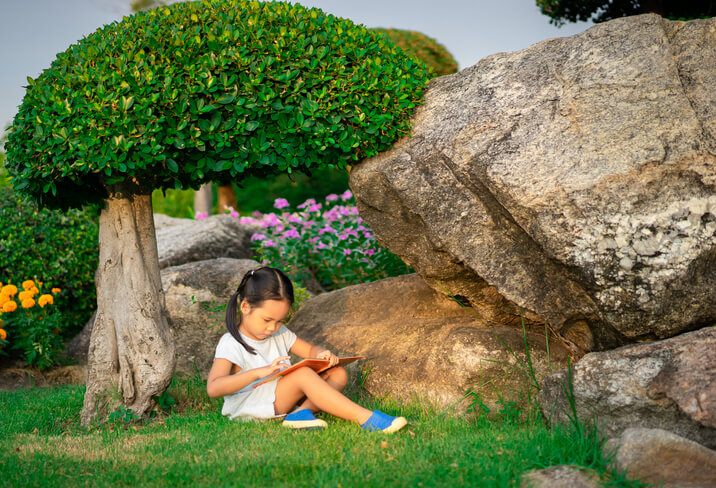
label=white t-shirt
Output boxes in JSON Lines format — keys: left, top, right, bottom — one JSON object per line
{"left": 214, "top": 326, "right": 297, "bottom": 420}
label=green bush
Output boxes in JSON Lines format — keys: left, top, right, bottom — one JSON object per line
{"left": 152, "top": 187, "right": 196, "bottom": 218}
{"left": 6, "top": 0, "right": 429, "bottom": 210}
{"left": 0, "top": 187, "right": 99, "bottom": 346}
{"left": 372, "top": 28, "right": 458, "bottom": 77}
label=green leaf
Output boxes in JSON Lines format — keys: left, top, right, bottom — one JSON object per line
{"left": 166, "top": 158, "right": 179, "bottom": 173}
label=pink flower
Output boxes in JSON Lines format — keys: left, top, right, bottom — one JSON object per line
{"left": 308, "top": 203, "right": 322, "bottom": 213}
{"left": 274, "top": 198, "right": 290, "bottom": 209}
{"left": 363, "top": 248, "right": 376, "bottom": 256}
{"left": 239, "top": 216, "right": 259, "bottom": 225}
{"left": 283, "top": 229, "right": 300, "bottom": 239}
{"left": 250, "top": 233, "right": 266, "bottom": 242}
{"left": 264, "top": 239, "right": 277, "bottom": 248}
{"left": 261, "top": 213, "right": 281, "bottom": 228}
{"left": 195, "top": 212, "right": 208, "bottom": 220}
{"left": 287, "top": 214, "right": 302, "bottom": 224}
{"left": 341, "top": 190, "right": 353, "bottom": 201}
{"left": 326, "top": 194, "right": 339, "bottom": 201}
{"left": 308, "top": 237, "right": 320, "bottom": 244}
{"left": 297, "top": 198, "right": 316, "bottom": 209}
{"left": 318, "top": 226, "right": 335, "bottom": 235}
{"left": 343, "top": 249, "right": 352, "bottom": 255}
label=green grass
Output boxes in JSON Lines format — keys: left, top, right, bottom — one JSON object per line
{"left": 0, "top": 371, "right": 648, "bottom": 488}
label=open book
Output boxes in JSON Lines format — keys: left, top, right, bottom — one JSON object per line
{"left": 252, "top": 356, "right": 364, "bottom": 388}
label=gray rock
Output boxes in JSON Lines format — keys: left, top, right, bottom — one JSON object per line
{"left": 161, "top": 257, "right": 260, "bottom": 374}
{"left": 520, "top": 465, "right": 601, "bottom": 488}
{"left": 288, "top": 274, "right": 570, "bottom": 412}
{"left": 538, "top": 327, "right": 716, "bottom": 449}
{"left": 606, "top": 428, "right": 716, "bottom": 488}
{"left": 154, "top": 213, "right": 258, "bottom": 269}
{"left": 349, "top": 14, "right": 716, "bottom": 349}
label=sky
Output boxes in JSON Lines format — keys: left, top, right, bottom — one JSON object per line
{"left": 0, "top": 0, "right": 594, "bottom": 131}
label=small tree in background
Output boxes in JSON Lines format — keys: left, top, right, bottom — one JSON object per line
{"left": 6, "top": 0, "right": 429, "bottom": 424}
{"left": 372, "top": 28, "right": 458, "bottom": 77}
{"left": 536, "top": 0, "right": 714, "bottom": 26}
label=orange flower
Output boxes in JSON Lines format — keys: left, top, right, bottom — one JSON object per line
{"left": 0, "top": 294, "right": 10, "bottom": 306}
{"left": 38, "top": 294, "right": 54, "bottom": 307}
{"left": 30, "top": 287, "right": 40, "bottom": 296}
{"left": 0, "top": 329, "right": 6, "bottom": 340}
{"left": 21, "top": 298, "right": 35, "bottom": 309}
{"left": 22, "top": 280, "right": 36, "bottom": 291}
{"left": 1, "top": 285, "right": 18, "bottom": 297}
{"left": 2, "top": 301, "right": 17, "bottom": 312}
{"left": 18, "top": 290, "right": 33, "bottom": 301}
{"left": 51, "top": 288, "right": 61, "bottom": 294}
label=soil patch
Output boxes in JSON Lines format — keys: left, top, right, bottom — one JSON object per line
{"left": 0, "top": 363, "right": 85, "bottom": 391}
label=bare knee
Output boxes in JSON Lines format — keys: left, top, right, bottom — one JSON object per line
{"left": 325, "top": 366, "right": 348, "bottom": 388}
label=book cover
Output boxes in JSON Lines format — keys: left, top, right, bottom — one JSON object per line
{"left": 252, "top": 356, "right": 364, "bottom": 388}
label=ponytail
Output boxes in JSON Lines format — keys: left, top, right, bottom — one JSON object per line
{"left": 225, "top": 267, "right": 294, "bottom": 355}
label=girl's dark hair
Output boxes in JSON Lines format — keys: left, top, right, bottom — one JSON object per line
{"left": 225, "top": 266, "right": 294, "bottom": 354}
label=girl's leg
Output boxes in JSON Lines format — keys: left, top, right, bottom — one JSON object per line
{"left": 293, "top": 366, "right": 348, "bottom": 413}
{"left": 274, "top": 367, "right": 372, "bottom": 424}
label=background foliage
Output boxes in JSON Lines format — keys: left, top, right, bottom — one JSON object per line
{"left": 372, "top": 28, "right": 458, "bottom": 77}
{"left": 0, "top": 187, "right": 99, "bottom": 344}
{"left": 6, "top": 0, "right": 429, "bottom": 210}
{"left": 536, "top": 0, "right": 714, "bottom": 26}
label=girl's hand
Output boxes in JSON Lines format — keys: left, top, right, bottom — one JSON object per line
{"left": 256, "top": 356, "right": 290, "bottom": 377}
{"left": 316, "top": 349, "right": 339, "bottom": 367}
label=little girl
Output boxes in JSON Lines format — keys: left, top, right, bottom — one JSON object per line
{"left": 206, "top": 266, "right": 407, "bottom": 432}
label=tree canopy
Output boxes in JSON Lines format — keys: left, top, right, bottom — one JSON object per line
{"left": 6, "top": 0, "right": 429, "bottom": 209}
{"left": 536, "top": 0, "right": 714, "bottom": 26}
{"left": 371, "top": 28, "right": 458, "bottom": 77}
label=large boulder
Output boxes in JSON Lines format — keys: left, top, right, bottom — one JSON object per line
{"left": 161, "top": 257, "right": 259, "bottom": 374}
{"left": 287, "top": 274, "right": 570, "bottom": 411}
{"left": 538, "top": 327, "right": 716, "bottom": 449}
{"left": 606, "top": 428, "right": 716, "bottom": 488}
{"left": 349, "top": 14, "right": 716, "bottom": 350}
{"left": 154, "top": 213, "right": 257, "bottom": 269}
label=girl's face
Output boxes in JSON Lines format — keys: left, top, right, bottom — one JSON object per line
{"left": 239, "top": 298, "right": 291, "bottom": 341}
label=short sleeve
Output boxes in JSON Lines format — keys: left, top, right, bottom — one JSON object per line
{"left": 275, "top": 326, "right": 297, "bottom": 352}
{"left": 214, "top": 333, "right": 245, "bottom": 366}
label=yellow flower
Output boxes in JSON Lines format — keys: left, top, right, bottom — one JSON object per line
{"left": 18, "top": 290, "right": 33, "bottom": 301}
{"left": 38, "top": 294, "right": 54, "bottom": 307}
{"left": 0, "top": 329, "right": 6, "bottom": 340}
{"left": 2, "top": 301, "right": 17, "bottom": 313}
{"left": 52, "top": 288, "right": 61, "bottom": 294}
{"left": 21, "top": 298, "right": 35, "bottom": 309}
{"left": 30, "top": 287, "right": 40, "bottom": 296}
{"left": 1, "top": 285, "right": 18, "bottom": 297}
{"left": 22, "top": 280, "right": 36, "bottom": 291}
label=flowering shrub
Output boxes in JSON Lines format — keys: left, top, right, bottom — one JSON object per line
{"left": 0, "top": 280, "right": 63, "bottom": 369}
{"left": 232, "top": 191, "right": 412, "bottom": 291}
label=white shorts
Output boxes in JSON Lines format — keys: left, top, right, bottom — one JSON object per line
{"left": 221, "top": 379, "right": 285, "bottom": 421}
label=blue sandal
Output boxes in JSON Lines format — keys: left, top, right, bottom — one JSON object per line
{"left": 282, "top": 409, "right": 327, "bottom": 430}
{"left": 361, "top": 411, "right": 407, "bottom": 433}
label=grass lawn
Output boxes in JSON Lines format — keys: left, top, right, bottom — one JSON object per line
{"left": 0, "top": 372, "right": 648, "bottom": 488}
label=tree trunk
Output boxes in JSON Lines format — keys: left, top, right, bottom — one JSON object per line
{"left": 81, "top": 188, "right": 176, "bottom": 426}
{"left": 194, "top": 183, "right": 213, "bottom": 216}
{"left": 217, "top": 183, "right": 238, "bottom": 212}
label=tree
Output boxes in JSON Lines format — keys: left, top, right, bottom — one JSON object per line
{"left": 6, "top": 0, "right": 429, "bottom": 424}
{"left": 536, "top": 0, "right": 714, "bottom": 26}
{"left": 372, "top": 28, "right": 458, "bottom": 77}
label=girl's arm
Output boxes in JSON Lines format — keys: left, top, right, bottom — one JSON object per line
{"left": 206, "top": 356, "right": 290, "bottom": 398}
{"left": 290, "top": 338, "right": 339, "bottom": 367}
